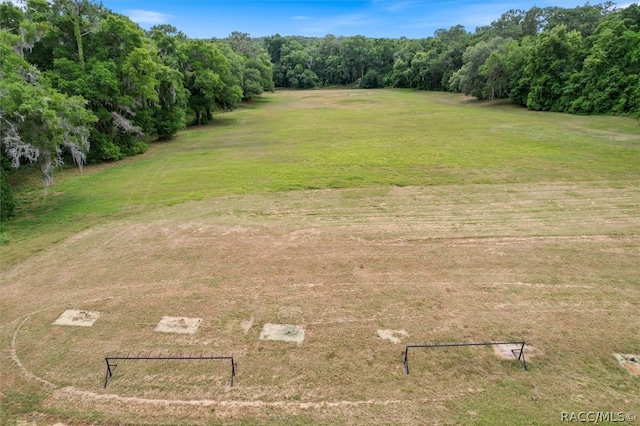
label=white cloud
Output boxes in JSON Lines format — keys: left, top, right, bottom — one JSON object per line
{"left": 294, "top": 15, "right": 310, "bottom": 20}
{"left": 126, "top": 9, "right": 172, "bottom": 25}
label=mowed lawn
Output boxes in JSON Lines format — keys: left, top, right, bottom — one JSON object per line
{"left": 1, "top": 90, "right": 640, "bottom": 425}
{"left": 2, "top": 89, "right": 639, "bottom": 265}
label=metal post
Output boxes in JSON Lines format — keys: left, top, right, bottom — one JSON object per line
{"left": 518, "top": 341, "right": 527, "bottom": 371}
{"left": 230, "top": 356, "right": 236, "bottom": 387}
{"left": 104, "top": 358, "right": 113, "bottom": 388}
{"left": 403, "top": 349, "right": 410, "bottom": 375}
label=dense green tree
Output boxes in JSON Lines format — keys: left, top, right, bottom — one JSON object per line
{"left": 386, "top": 38, "right": 425, "bottom": 88}
{"left": 507, "top": 37, "right": 535, "bottom": 106}
{"left": 83, "top": 15, "right": 156, "bottom": 159}
{"left": 0, "top": 1, "right": 24, "bottom": 34}
{"left": 51, "top": 0, "right": 103, "bottom": 70}
{"left": 450, "top": 37, "right": 507, "bottom": 99}
{"left": 213, "top": 43, "right": 244, "bottom": 111}
{"left": 360, "top": 69, "right": 383, "bottom": 88}
{"left": 0, "top": 32, "right": 97, "bottom": 188}
{"left": 367, "top": 38, "right": 397, "bottom": 82}
{"left": 147, "top": 25, "right": 188, "bottom": 139}
{"left": 279, "top": 40, "right": 319, "bottom": 88}
{"left": 382, "top": 26, "right": 470, "bottom": 91}
{"left": 479, "top": 38, "right": 524, "bottom": 100}
{"left": 408, "top": 50, "right": 447, "bottom": 90}
{"left": 226, "top": 31, "right": 260, "bottom": 57}
{"left": 569, "top": 10, "right": 640, "bottom": 115}
{"left": 249, "top": 55, "right": 276, "bottom": 93}
{"left": 152, "top": 64, "right": 188, "bottom": 140}
{"left": 543, "top": 3, "right": 614, "bottom": 37}
{"left": 178, "top": 39, "right": 241, "bottom": 123}
{"left": 339, "top": 35, "right": 370, "bottom": 84}
{"left": 523, "top": 25, "right": 584, "bottom": 111}
{"left": 432, "top": 25, "right": 473, "bottom": 90}
{"left": 476, "top": 8, "right": 544, "bottom": 40}
{"left": 223, "top": 32, "right": 274, "bottom": 100}
{"left": 34, "top": 8, "right": 159, "bottom": 161}
{"left": 147, "top": 24, "right": 187, "bottom": 66}
{"left": 311, "top": 35, "right": 341, "bottom": 85}
{"left": 263, "top": 33, "right": 287, "bottom": 86}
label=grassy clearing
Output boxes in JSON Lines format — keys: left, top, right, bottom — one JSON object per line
{"left": 2, "top": 89, "right": 638, "bottom": 265}
{"left": 1, "top": 89, "right": 639, "bottom": 425}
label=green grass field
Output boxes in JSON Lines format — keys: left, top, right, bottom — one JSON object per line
{"left": 1, "top": 89, "right": 639, "bottom": 425}
{"left": 3, "top": 90, "right": 639, "bottom": 265}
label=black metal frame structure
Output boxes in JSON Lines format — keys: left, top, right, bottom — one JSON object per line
{"left": 402, "top": 341, "right": 527, "bottom": 374}
{"left": 104, "top": 353, "right": 237, "bottom": 388}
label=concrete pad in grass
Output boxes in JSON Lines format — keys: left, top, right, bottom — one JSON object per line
{"left": 53, "top": 310, "right": 101, "bottom": 327}
{"left": 259, "top": 323, "right": 305, "bottom": 343}
{"left": 154, "top": 316, "right": 202, "bottom": 334}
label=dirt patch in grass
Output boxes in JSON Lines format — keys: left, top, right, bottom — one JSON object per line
{"left": 241, "top": 317, "right": 253, "bottom": 334}
{"left": 377, "top": 329, "right": 408, "bottom": 344}
{"left": 614, "top": 354, "right": 640, "bottom": 376}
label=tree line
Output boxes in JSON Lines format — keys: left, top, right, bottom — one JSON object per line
{"left": 264, "top": 2, "right": 639, "bottom": 117}
{"left": 0, "top": 0, "right": 275, "bottom": 221}
{"left": 1, "top": 0, "right": 638, "bottom": 222}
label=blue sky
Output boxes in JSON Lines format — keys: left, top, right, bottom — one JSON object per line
{"left": 100, "top": 0, "right": 634, "bottom": 39}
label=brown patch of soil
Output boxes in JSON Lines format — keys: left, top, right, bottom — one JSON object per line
{"left": 615, "top": 354, "right": 640, "bottom": 376}
{"left": 377, "top": 329, "right": 408, "bottom": 344}
{"left": 241, "top": 318, "right": 253, "bottom": 334}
